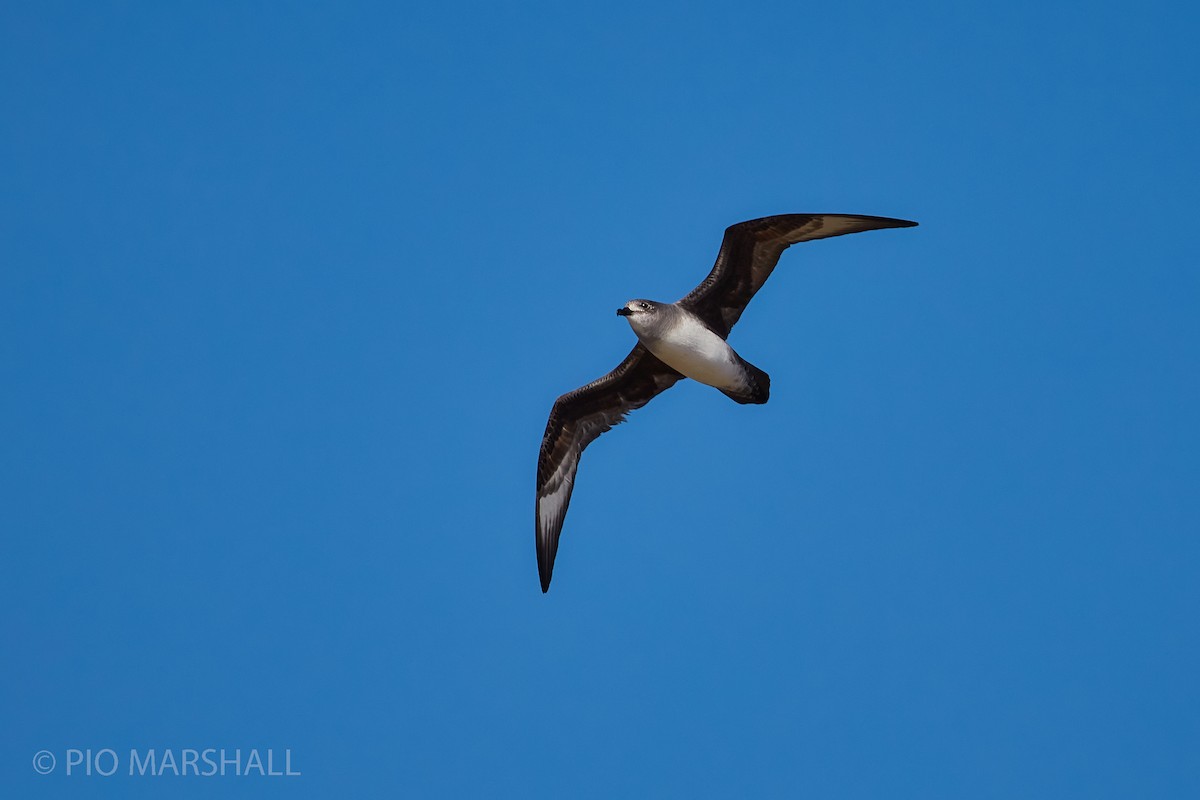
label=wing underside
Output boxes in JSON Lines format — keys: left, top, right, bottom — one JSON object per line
{"left": 535, "top": 344, "right": 682, "bottom": 592}
{"left": 680, "top": 213, "right": 918, "bottom": 338}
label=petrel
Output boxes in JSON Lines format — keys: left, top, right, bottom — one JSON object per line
{"left": 535, "top": 213, "right": 917, "bottom": 592}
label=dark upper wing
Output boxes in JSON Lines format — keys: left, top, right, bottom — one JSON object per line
{"left": 679, "top": 214, "right": 918, "bottom": 338}
{"left": 536, "top": 344, "right": 682, "bottom": 593}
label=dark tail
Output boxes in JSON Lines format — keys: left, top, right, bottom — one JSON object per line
{"left": 719, "top": 357, "right": 770, "bottom": 404}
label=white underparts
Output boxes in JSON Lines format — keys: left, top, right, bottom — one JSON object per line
{"left": 640, "top": 316, "right": 747, "bottom": 391}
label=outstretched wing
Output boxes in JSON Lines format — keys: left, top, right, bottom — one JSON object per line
{"left": 536, "top": 344, "right": 683, "bottom": 592}
{"left": 680, "top": 214, "right": 918, "bottom": 338}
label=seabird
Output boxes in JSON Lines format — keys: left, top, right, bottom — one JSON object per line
{"left": 535, "top": 213, "right": 918, "bottom": 592}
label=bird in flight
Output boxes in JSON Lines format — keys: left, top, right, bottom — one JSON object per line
{"left": 535, "top": 213, "right": 918, "bottom": 592}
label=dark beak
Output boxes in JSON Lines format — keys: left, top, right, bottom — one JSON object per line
{"left": 616, "top": 307, "right": 632, "bottom": 316}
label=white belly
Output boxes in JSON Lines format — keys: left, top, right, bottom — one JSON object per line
{"left": 642, "top": 318, "right": 743, "bottom": 390}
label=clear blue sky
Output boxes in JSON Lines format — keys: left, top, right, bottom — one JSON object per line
{"left": 3, "top": 1, "right": 1197, "bottom": 797}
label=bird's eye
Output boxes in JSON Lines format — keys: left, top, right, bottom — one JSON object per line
{"left": 639, "top": 302, "right": 650, "bottom": 310}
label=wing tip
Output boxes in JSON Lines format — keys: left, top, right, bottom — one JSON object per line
{"left": 537, "top": 556, "right": 554, "bottom": 593}
{"left": 537, "top": 551, "right": 554, "bottom": 593}
{"left": 816, "top": 213, "right": 919, "bottom": 237}
{"left": 836, "top": 213, "right": 918, "bottom": 229}
{"left": 536, "top": 519, "right": 558, "bottom": 593}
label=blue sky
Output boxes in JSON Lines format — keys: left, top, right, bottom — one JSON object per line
{"left": 2, "top": 1, "right": 1197, "bottom": 797}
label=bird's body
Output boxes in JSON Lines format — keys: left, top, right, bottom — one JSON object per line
{"left": 620, "top": 301, "right": 759, "bottom": 400}
{"left": 535, "top": 213, "right": 918, "bottom": 592}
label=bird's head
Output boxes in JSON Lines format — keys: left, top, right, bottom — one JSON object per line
{"left": 616, "top": 299, "right": 666, "bottom": 334}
